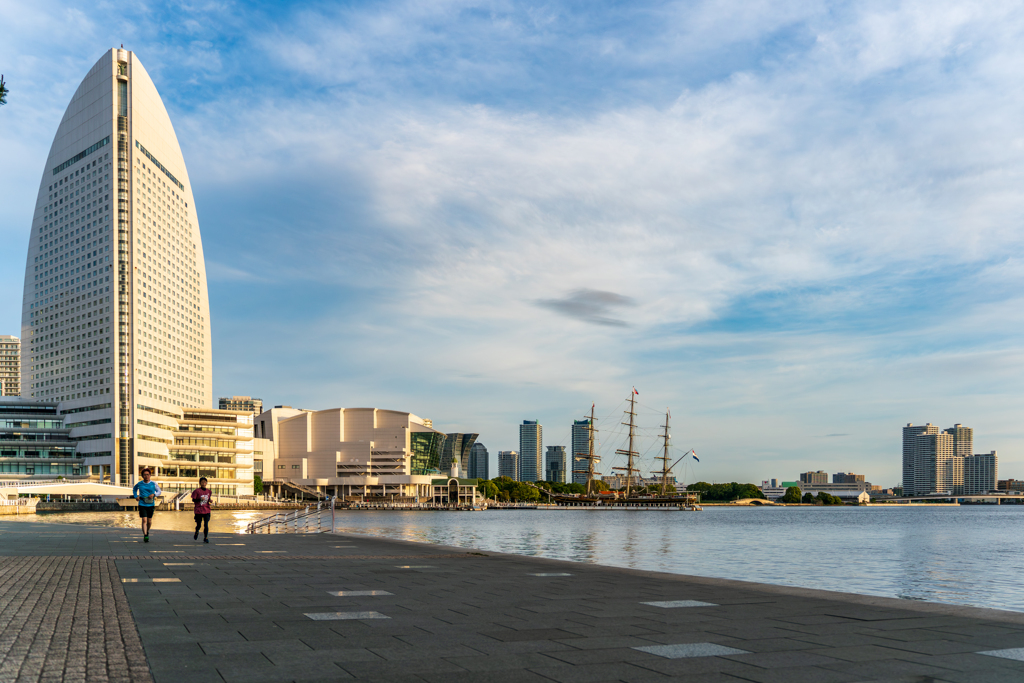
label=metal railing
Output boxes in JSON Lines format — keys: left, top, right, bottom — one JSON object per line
{"left": 0, "top": 479, "right": 126, "bottom": 488}
{"left": 246, "top": 498, "right": 336, "bottom": 534}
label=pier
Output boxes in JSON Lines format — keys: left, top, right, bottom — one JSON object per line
{"left": 2, "top": 519, "right": 1024, "bottom": 682}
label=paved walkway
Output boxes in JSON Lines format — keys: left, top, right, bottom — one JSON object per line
{"left": 2, "top": 520, "right": 1024, "bottom": 682}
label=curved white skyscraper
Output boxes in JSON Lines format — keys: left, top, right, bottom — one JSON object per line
{"left": 21, "top": 49, "right": 215, "bottom": 485}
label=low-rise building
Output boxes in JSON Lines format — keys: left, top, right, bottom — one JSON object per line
{"left": 833, "top": 472, "right": 865, "bottom": 484}
{"left": 0, "top": 398, "right": 80, "bottom": 479}
{"left": 0, "top": 398, "right": 253, "bottom": 494}
{"left": 264, "top": 406, "right": 464, "bottom": 500}
{"left": 800, "top": 471, "right": 828, "bottom": 485}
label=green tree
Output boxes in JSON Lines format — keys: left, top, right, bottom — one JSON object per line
{"left": 802, "top": 492, "right": 815, "bottom": 504}
{"left": 591, "top": 479, "right": 610, "bottom": 492}
{"left": 687, "top": 482, "right": 767, "bottom": 501}
{"left": 0, "top": 75, "right": 7, "bottom": 107}
{"left": 816, "top": 492, "right": 844, "bottom": 506}
{"left": 253, "top": 474, "right": 263, "bottom": 494}
{"left": 478, "top": 480, "right": 499, "bottom": 500}
{"left": 780, "top": 486, "right": 802, "bottom": 503}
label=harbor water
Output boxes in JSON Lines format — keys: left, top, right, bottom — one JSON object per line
{"left": 12, "top": 505, "right": 1024, "bottom": 612}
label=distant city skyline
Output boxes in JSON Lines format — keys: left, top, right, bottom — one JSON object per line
{"left": 5, "top": 3, "right": 1024, "bottom": 485}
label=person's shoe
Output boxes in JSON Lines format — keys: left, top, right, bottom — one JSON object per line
{"left": 144, "top": 535, "right": 149, "bottom": 543}
{"left": 194, "top": 531, "right": 199, "bottom": 540}
{"left": 204, "top": 538, "right": 209, "bottom": 543}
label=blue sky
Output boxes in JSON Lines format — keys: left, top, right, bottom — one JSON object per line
{"left": 4, "top": 0, "right": 1024, "bottom": 485}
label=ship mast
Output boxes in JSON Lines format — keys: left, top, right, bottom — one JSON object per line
{"left": 656, "top": 409, "right": 671, "bottom": 495}
{"left": 614, "top": 391, "right": 640, "bottom": 497}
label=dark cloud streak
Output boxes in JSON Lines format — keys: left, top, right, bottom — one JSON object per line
{"left": 536, "top": 289, "right": 635, "bottom": 326}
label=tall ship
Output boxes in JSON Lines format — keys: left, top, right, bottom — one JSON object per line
{"left": 550, "top": 391, "right": 702, "bottom": 509}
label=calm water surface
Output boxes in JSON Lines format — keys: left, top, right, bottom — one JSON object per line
{"left": 17, "top": 506, "right": 1024, "bottom": 612}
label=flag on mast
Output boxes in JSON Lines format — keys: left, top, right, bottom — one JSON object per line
{"left": 691, "top": 450, "right": 699, "bottom": 462}
{"left": 633, "top": 387, "right": 639, "bottom": 395}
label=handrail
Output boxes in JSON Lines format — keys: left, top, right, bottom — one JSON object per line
{"left": 0, "top": 479, "right": 127, "bottom": 488}
{"left": 246, "top": 498, "right": 336, "bottom": 534}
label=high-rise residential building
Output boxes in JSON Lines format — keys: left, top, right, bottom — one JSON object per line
{"left": 545, "top": 445, "right": 567, "bottom": 483}
{"left": 833, "top": 472, "right": 865, "bottom": 484}
{"left": 800, "top": 471, "right": 828, "bottom": 485}
{"left": 468, "top": 442, "right": 489, "bottom": 479}
{"left": 20, "top": 49, "right": 213, "bottom": 485}
{"left": 219, "top": 396, "right": 262, "bottom": 415}
{"left": 964, "top": 451, "right": 998, "bottom": 495}
{"left": 571, "top": 419, "right": 592, "bottom": 485}
{"left": 0, "top": 336, "right": 20, "bottom": 396}
{"left": 902, "top": 423, "right": 977, "bottom": 496}
{"left": 441, "top": 433, "right": 479, "bottom": 476}
{"left": 498, "top": 450, "right": 519, "bottom": 480}
{"left": 519, "top": 420, "right": 542, "bottom": 482}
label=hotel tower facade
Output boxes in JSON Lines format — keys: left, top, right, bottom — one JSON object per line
{"left": 16, "top": 49, "right": 242, "bottom": 489}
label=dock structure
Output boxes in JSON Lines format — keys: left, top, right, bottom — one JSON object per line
{"left": 2, "top": 520, "right": 1024, "bottom": 682}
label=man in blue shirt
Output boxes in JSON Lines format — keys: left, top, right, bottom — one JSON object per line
{"left": 132, "top": 468, "right": 162, "bottom": 543}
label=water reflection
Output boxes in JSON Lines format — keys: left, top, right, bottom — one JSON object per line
{"left": 11, "top": 510, "right": 267, "bottom": 535}
{"left": 326, "top": 506, "right": 1024, "bottom": 612}
{"left": 13, "top": 505, "right": 1024, "bottom": 612}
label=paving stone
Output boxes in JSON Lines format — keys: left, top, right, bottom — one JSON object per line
{"left": 633, "top": 642, "right": 750, "bottom": 658}
{"left": 7, "top": 520, "right": 1024, "bottom": 683}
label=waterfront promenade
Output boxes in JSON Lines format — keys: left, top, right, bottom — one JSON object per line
{"left": 2, "top": 521, "right": 1024, "bottom": 682}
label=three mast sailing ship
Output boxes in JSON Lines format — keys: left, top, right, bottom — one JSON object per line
{"left": 552, "top": 391, "right": 702, "bottom": 510}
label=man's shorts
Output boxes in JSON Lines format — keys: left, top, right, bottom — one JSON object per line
{"left": 194, "top": 513, "right": 211, "bottom": 524}
{"left": 138, "top": 506, "right": 155, "bottom": 519}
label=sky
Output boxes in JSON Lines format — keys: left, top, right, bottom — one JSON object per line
{"left": 3, "top": 0, "right": 1024, "bottom": 486}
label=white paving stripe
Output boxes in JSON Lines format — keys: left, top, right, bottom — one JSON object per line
{"left": 121, "top": 578, "right": 181, "bottom": 583}
{"left": 642, "top": 600, "right": 718, "bottom": 608}
{"left": 633, "top": 643, "right": 749, "bottom": 659}
{"left": 978, "top": 648, "right": 1024, "bottom": 661}
{"left": 305, "top": 612, "right": 390, "bottom": 621}
{"left": 395, "top": 565, "right": 435, "bottom": 569}
{"left": 328, "top": 590, "right": 394, "bottom": 597}
{"left": 529, "top": 573, "right": 573, "bottom": 577}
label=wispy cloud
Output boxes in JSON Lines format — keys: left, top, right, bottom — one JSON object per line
{"left": 5, "top": 1, "right": 1024, "bottom": 484}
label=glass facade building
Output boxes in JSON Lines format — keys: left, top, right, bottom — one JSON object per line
{"left": 0, "top": 399, "right": 82, "bottom": 477}
{"left": 468, "top": 442, "right": 489, "bottom": 479}
{"left": 440, "top": 433, "right": 478, "bottom": 475}
{"left": 410, "top": 431, "right": 446, "bottom": 475}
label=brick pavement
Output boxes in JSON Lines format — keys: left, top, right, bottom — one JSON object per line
{"left": 3, "top": 519, "right": 1024, "bottom": 682}
{"left": 0, "top": 556, "right": 151, "bottom": 683}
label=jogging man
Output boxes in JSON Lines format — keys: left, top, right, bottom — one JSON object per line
{"left": 191, "top": 477, "right": 213, "bottom": 543}
{"left": 132, "top": 468, "right": 162, "bottom": 543}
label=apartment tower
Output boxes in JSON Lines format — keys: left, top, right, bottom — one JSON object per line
{"left": 498, "top": 450, "right": 519, "bottom": 480}
{"left": 545, "top": 445, "right": 567, "bottom": 483}
{"left": 468, "top": 442, "right": 489, "bottom": 480}
{"left": 0, "top": 336, "right": 20, "bottom": 396}
{"left": 902, "top": 423, "right": 975, "bottom": 496}
{"left": 21, "top": 49, "right": 213, "bottom": 485}
{"left": 571, "top": 419, "right": 591, "bottom": 485}
{"left": 518, "top": 420, "right": 542, "bottom": 482}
